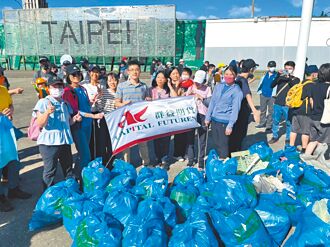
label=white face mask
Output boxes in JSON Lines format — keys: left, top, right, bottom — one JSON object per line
{"left": 269, "top": 67, "right": 276, "bottom": 72}
{"left": 49, "top": 87, "right": 64, "bottom": 98}
{"left": 181, "top": 75, "right": 190, "bottom": 80}
{"left": 287, "top": 69, "right": 294, "bottom": 75}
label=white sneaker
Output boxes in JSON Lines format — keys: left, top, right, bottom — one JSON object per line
{"left": 176, "top": 156, "right": 185, "bottom": 162}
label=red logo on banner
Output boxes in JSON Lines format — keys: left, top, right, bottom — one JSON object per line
{"left": 118, "top": 106, "right": 148, "bottom": 128}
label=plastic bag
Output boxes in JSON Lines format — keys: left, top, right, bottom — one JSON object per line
{"left": 0, "top": 115, "right": 18, "bottom": 169}
{"left": 82, "top": 158, "right": 111, "bottom": 193}
{"left": 111, "top": 159, "right": 137, "bottom": 181}
{"left": 206, "top": 149, "right": 237, "bottom": 181}
{"left": 63, "top": 190, "right": 106, "bottom": 239}
{"left": 255, "top": 198, "right": 291, "bottom": 245}
{"left": 173, "top": 167, "right": 204, "bottom": 189}
{"left": 169, "top": 210, "right": 219, "bottom": 247}
{"left": 249, "top": 141, "right": 273, "bottom": 161}
{"left": 105, "top": 174, "right": 135, "bottom": 193}
{"left": 299, "top": 165, "right": 330, "bottom": 191}
{"left": 210, "top": 208, "right": 274, "bottom": 246}
{"left": 201, "top": 175, "right": 257, "bottom": 213}
{"left": 29, "top": 178, "right": 80, "bottom": 231}
{"left": 73, "top": 211, "right": 122, "bottom": 247}
{"left": 259, "top": 191, "right": 304, "bottom": 225}
{"left": 136, "top": 167, "right": 168, "bottom": 199}
{"left": 122, "top": 218, "right": 168, "bottom": 247}
{"left": 103, "top": 189, "right": 138, "bottom": 226}
{"left": 170, "top": 184, "right": 199, "bottom": 220}
{"left": 285, "top": 199, "right": 330, "bottom": 247}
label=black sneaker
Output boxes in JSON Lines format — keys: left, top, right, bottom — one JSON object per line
{"left": 8, "top": 187, "right": 32, "bottom": 200}
{"left": 268, "top": 138, "right": 279, "bottom": 144}
{"left": 265, "top": 127, "right": 272, "bottom": 132}
{"left": 0, "top": 195, "right": 13, "bottom": 212}
{"left": 255, "top": 124, "right": 266, "bottom": 129}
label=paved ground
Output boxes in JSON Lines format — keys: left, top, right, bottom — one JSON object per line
{"left": 0, "top": 71, "right": 290, "bottom": 246}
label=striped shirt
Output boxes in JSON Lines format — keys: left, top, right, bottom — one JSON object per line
{"left": 115, "top": 80, "right": 149, "bottom": 103}
{"left": 100, "top": 88, "right": 116, "bottom": 114}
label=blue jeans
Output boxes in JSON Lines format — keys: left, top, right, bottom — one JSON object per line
{"left": 0, "top": 160, "right": 19, "bottom": 195}
{"left": 71, "top": 124, "right": 92, "bottom": 172}
{"left": 272, "top": 104, "right": 291, "bottom": 140}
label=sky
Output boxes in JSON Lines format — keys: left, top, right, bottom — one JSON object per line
{"left": 1, "top": 0, "right": 330, "bottom": 21}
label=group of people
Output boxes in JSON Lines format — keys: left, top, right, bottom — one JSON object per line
{"left": 1, "top": 53, "right": 330, "bottom": 213}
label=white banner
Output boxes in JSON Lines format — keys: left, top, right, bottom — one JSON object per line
{"left": 105, "top": 96, "right": 200, "bottom": 155}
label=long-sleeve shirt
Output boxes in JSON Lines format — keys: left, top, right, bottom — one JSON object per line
{"left": 206, "top": 82, "right": 243, "bottom": 129}
{"left": 271, "top": 75, "right": 300, "bottom": 106}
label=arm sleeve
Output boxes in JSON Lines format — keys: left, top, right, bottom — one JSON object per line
{"left": 205, "top": 85, "right": 219, "bottom": 121}
{"left": 227, "top": 89, "right": 243, "bottom": 129}
{"left": 32, "top": 99, "right": 46, "bottom": 117}
{"left": 241, "top": 79, "right": 251, "bottom": 98}
{"left": 115, "top": 84, "right": 123, "bottom": 100}
{"left": 271, "top": 74, "right": 282, "bottom": 88}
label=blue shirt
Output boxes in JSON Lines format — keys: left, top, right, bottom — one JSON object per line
{"left": 75, "top": 87, "right": 92, "bottom": 127}
{"left": 116, "top": 80, "right": 149, "bottom": 103}
{"left": 33, "top": 96, "right": 73, "bottom": 145}
{"left": 261, "top": 72, "right": 278, "bottom": 97}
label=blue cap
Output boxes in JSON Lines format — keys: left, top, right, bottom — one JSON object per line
{"left": 306, "top": 65, "right": 318, "bottom": 75}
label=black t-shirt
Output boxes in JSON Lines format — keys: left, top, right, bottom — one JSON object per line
{"left": 272, "top": 75, "right": 300, "bottom": 106}
{"left": 236, "top": 76, "right": 252, "bottom": 113}
{"left": 307, "top": 81, "right": 330, "bottom": 121}
{"left": 292, "top": 81, "right": 314, "bottom": 116}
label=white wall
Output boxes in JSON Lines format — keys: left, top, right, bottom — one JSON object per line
{"left": 205, "top": 17, "right": 330, "bottom": 69}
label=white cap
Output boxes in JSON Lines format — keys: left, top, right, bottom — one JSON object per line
{"left": 193, "top": 70, "right": 206, "bottom": 84}
{"left": 60, "top": 54, "right": 73, "bottom": 65}
{"left": 166, "top": 61, "right": 172, "bottom": 65}
{"left": 179, "top": 59, "right": 184, "bottom": 62}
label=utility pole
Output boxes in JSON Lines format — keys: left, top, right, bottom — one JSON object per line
{"left": 294, "top": 0, "right": 314, "bottom": 80}
{"left": 252, "top": 0, "right": 255, "bottom": 18}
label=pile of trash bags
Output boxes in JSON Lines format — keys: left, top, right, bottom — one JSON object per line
{"left": 29, "top": 142, "right": 330, "bottom": 246}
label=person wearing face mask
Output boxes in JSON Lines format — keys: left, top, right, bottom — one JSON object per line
{"left": 33, "top": 75, "right": 82, "bottom": 190}
{"left": 63, "top": 65, "right": 104, "bottom": 181}
{"left": 269, "top": 61, "right": 300, "bottom": 144}
{"left": 256, "top": 61, "right": 278, "bottom": 131}
{"left": 180, "top": 67, "right": 194, "bottom": 92}
{"left": 205, "top": 66, "right": 243, "bottom": 159}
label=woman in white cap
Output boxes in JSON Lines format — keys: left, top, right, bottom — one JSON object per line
{"left": 185, "top": 70, "right": 212, "bottom": 169}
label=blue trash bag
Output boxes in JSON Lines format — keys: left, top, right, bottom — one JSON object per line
{"left": 206, "top": 149, "right": 237, "bottom": 181}
{"left": 299, "top": 165, "right": 330, "bottom": 192}
{"left": 210, "top": 208, "right": 274, "bottom": 246}
{"left": 0, "top": 115, "right": 18, "bottom": 169}
{"left": 122, "top": 217, "right": 168, "bottom": 247}
{"left": 173, "top": 167, "right": 204, "bottom": 189}
{"left": 284, "top": 198, "right": 330, "bottom": 247}
{"left": 135, "top": 167, "right": 168, "bottom": 199}
{"left": 255, "top": 198, "right": 291, "bottom": 245}
{"left": 82, "top": 158, "right": 111, "bottom": 193}
{"left": 103, "top": 189, "right": 138, "bottom": 226}
{"left": 249, "top": 141, "right": 273, "bottom": 161}
{"left": 72, "top": 211, "right": 122, "bottom": 247}
{"left": 170, "top": 184, "right": 199, "bottom": 219}
{"left": 168, "top": 210, "right": 219, "bottom": 247}
{"left": 29, "top": 178, "right": 80, "bottom": 231}
{"left": 259, "top": 191, "right": 305, "bottom": 226}
{"left": 158, "top": 197, "right": 177, "bottom": 228}
{"left": 63, "top": 190, "right": 106, "bottom": 239}
{"left": 201, "top": 175, "right": 257, "bottom": 213}
{"left": 111, "top": 159, "right": 137, "bottom": 181}
{"left": 105, "top": 174, "right": 135, "bottom": 193}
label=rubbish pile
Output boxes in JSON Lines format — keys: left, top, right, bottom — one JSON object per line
{"left": 29, "top": 142, "right": 330, "bottom": 246}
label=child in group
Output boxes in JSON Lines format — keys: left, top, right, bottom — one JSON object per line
{"left": 180, "top": 67, "right": 193, "bottom": 92}
{"left": 33, "top": 77, "right": 49, "bottom": 99}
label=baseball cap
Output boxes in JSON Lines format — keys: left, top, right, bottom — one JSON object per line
{"left": 305, "top": 65, "right": 318, "bottom": 75}
{"left": 217, "top": 62, "right": 227, "bottom": 68}
{"left": 35, "top": 77, "right": 47, "bottom": 85}
{"left": 242, "top": 59, "right": 259, "bottom": 71}
{"left": 179, "top": 59, "right": 184, "bottom": 62}
{"left": 267, "top": 61, "right": 276, "bottom": 67}
{"left": 60, "top": 54, "right": 73, "bottom": 66}
{"left": 66, "top": 64, "right": 81, "bottom": 75}
{"left": 47, "top": 75, "right": 64, "bottom": 86}
{"left": 193, "top": 70, "right": 207, "bottom": 84}
{"left": 166, "top": 61, "right": 172, "bottom": 66}
{"left": 39, "top": 56, "right": 48, "bottom": 63}
{"left": 89, "top": 64, "right": 101, "bottom": 72}
{"left": 80, "top": 58, "right": 89, "bottom": 64}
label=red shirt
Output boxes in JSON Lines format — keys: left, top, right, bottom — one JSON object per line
{"left": 63, "top": 86, "right": 79, "bottom": 115}
{"left": 180, "top": 79, "right": 193, "bottom": 89}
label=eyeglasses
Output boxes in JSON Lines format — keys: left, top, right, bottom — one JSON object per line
{"left": 71, "top": 72, "right": 81, "bottom": 77}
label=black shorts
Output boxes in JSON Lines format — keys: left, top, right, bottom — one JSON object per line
{"left": 291, "top": 115, "right": 312, "bottom": 135}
